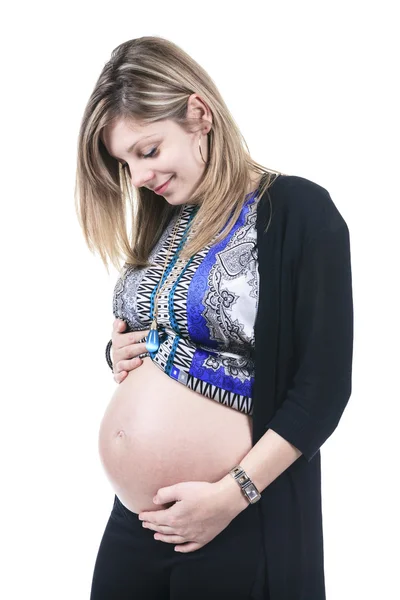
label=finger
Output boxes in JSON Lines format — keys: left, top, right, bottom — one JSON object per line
{"left": 113, "top": 370, "right": 128, "bottom": 384}
{"left": 139, "top": 510, "right": 170, "bottom": 526}
{"left": 113, "top": 344, "right": 140, "bottom": 364}
{"left": 113, "top": 318, "right": 126, "bottom": 334}
{"left": 113, "top": 330, "right": 150, "bottom": 352}
{"left": 120, "top": 341, "right": 149, "bottom": 361}
{"left": 142, "top": 522, "right": 175, "bottom": 535}
{"left": 112, "top": 343, "right": 147, "bottom": 369}
{"left": 114, "top": 356, "right": 142, "bottom": 375}
{"left": 154, "top": 534, "right": 187, "bottom": 544}
{"left": 174, "top": 542, "right": 202, "bottom": 553}
{"left": 112, "top": 330, "right": 134, "bottom": 350}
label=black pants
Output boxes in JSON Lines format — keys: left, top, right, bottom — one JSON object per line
{"left": 90, "top": 494, "right": 269, "bottom": 599}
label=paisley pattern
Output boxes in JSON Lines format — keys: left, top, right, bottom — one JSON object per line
{"left": 113, "top": 190, "right": 260, "bottom": 416}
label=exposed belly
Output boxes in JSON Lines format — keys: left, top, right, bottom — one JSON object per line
{"left": 98, "top": 356, "right": 253, "bottom": 513}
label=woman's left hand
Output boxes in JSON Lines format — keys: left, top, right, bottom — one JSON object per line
{"left": 138, "top": 480, "right": 246, "bottom": 553}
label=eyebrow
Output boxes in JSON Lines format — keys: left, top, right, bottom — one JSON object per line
{"left": 107, "top": 134, "right": 158, "bottom": 160}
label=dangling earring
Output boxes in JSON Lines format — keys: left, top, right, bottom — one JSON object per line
{"left": 198, "top": 134, "right": 208, "bottom": 164}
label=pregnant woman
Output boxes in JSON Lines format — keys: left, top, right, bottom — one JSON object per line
{"left": 75, "top": 37, "right": 354, "bottom": 600}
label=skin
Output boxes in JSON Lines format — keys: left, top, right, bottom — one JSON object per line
{"left": 101, "top": 93, "right": 213, "bottom": 207}
{"left": 99, "top": 96, "right": 286, "bottom": 553}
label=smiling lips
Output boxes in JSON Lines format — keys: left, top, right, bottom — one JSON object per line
{"left": 154, "top": 176, "right": 173, "bottom": 193}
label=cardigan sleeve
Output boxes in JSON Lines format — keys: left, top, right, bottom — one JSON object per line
{"left": 265, "top": 220, "right": 354, "bottom": 462}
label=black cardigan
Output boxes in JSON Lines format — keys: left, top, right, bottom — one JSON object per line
{"left": 253, "top": 174, "right": 353, "bottom": 599}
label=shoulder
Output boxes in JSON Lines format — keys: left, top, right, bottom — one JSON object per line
{"left": 259, "top": 174, "right": 349, "bottom": 241}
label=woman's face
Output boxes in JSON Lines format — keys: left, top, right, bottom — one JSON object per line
{"left": 101, "top": 108, "right": 211, "bottom": 206}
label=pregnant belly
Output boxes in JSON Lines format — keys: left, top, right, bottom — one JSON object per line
{"left": 98, "top": 356, "right": 253, "bottom": 514}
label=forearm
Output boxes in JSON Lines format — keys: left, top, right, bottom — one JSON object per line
{"left": 217, "top": 428, "right": 303, "bottom": 513}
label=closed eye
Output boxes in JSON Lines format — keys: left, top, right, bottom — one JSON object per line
{"left": 142, "top": 147, "right": 158, "bottom": 159}
{"left": 121, "top": 147, "right": 158, "bottom": 171}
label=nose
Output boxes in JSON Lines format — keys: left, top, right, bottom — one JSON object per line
{"left": 129, "top": 168, "right": 155, "bottom": 189}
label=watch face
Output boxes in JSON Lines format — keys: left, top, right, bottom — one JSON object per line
{"left": 244, "top": 484, "right": 261, "bottom": 503}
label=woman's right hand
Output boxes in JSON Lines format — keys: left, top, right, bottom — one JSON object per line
{"left": 111, "top": 318, "right": 150, "bottom": 384}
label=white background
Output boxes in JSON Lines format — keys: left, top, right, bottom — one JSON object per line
{"left": 1, "top": 1, "right": 399, "bottom": 598}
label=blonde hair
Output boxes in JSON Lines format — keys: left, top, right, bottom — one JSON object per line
{"left": 74, "top": 36, "right": 285, "bottom": 274}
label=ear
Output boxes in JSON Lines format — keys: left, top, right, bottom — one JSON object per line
{"left": 186, "top": 93, "right": 213, "bottom": 131}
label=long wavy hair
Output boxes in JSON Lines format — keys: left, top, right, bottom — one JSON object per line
{"left": 74, "top": 36, "right": 285, "bottom": 274}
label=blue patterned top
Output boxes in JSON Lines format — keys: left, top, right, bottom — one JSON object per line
{"left": 113, "top": 189, "right": 260, "bottom": 416}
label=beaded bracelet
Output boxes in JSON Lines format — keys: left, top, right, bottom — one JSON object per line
{"left": 105, "top": 339, "right": 113, "bottom": 371}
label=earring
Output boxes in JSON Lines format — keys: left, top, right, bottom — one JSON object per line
{"left": 198, "top": 134, "right": 208, "bottom": 164}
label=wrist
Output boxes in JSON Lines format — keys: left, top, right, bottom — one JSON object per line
{"left": 215, "top": 473, "right": 250, "bottom": 514}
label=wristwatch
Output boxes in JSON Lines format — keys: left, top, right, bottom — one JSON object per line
{"left": 229, "top": 465, "right": 261, "bottom": 504}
